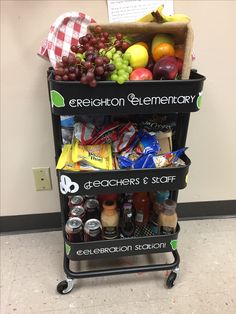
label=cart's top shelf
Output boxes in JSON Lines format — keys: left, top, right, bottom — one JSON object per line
{"left": 48, "top": 70, "right": 205, "bottom": 115}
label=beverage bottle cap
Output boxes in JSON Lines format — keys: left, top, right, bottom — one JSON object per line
{"left": 162, "top": 199, "right": 177, "bottom": 215}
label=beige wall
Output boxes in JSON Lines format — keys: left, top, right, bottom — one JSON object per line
{"left": 1, "top": 1, "right": 235, "bottom": 216}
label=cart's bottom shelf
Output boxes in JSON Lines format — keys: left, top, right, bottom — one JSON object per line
{"left": 64, "top": 224, "right": 179, "bottom": 261}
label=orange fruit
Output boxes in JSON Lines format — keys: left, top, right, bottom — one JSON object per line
{"left": 152, "top": 43, "right": 175, "bottom": 62}
{"left": 136, "top": 41, "right": 149, "bottom": 50}
{"left": 175, "top": 47, "right": 185, "bottom": 60}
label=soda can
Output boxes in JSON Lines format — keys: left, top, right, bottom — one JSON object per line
{"left": 65, "top": 217, "right": 83, "bottom": 242}
{"left": 69, "top": 205, "right": 86, "bottom": 222}
{"left": 84, "top": 198, "right": 100, "bottom": 220}
{"left": 84, "top": 195, "right": 97, "bottom": 200}
{"left": 84, "top": 219, "right": 102, "bottom": 241}
{"left": 68, "top": 195, "right": 84, "bottom": 208}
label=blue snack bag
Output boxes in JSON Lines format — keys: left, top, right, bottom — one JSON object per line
{"left": 138, "top": 130, "right": 161, "bottom": 154}
{"left": 133, "top": 154, "right": 156, "bottom": 169}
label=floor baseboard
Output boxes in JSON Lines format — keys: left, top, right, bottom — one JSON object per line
{"left": 0, "top": 200, "right": 235, "bottom": 233}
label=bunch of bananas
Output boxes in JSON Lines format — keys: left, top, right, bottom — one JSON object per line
{"left": 137, "top": 5, "right": 190, "bottom": 23}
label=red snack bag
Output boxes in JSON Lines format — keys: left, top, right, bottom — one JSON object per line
{"left": 112, "top": 122, "right": 137, "bottom": 153}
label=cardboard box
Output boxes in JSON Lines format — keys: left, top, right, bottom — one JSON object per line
{"left": 88, "top": 22, "right": 194, "bottom": 79}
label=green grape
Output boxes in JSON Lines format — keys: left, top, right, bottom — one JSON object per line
{"left": 99, "top": 48, "right": 106, "bottom": 56}
{"left": 105, "top": 51, "right": 113, "bottom": 59}
{"left": 110, "top": 47, "right": 116, "bottom": 54}
{"left": 111, "top": 73, "right": 118, "bottom": 81}
{"left": 118, "top": 69, "right": 126, "bottom": 76}
{"left": 124, "top": 52, "right": 131, "bottom": 61}
{"left": 76, "top": 53, "right": 84, "bottom": 60}
{"left": 123, "top": 60, "right": 129, "bottom": 66}
{"left": 124, "top": 73, "right": 130, "bottom": 80}
{"left": 116, "top": 50, "right": 122, "bottom": 56}
{"left": 121, "top": 64, "right": 128, "bottom": 71}
{"left": 117, "top": 76, "right": 125, "bottom": 84}
{"left": 115, "top": 62, "right": 123, "bottom": 70}
{"left": 115, "top": 57, "right": 123, "bottom": 63}
{"left": 127, "top": 66, "right": 133, "bottom": 73}
{"left": 113, "top": 53, "right": 120, "bottom": 60}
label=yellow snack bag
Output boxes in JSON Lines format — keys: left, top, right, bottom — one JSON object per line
{"left": 72, "top": 139, "right": 113, "bottom": 170}
{"left": 56, "top": 144, "right": 80, "bottom": 171}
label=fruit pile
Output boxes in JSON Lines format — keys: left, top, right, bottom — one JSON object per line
{"left": 54, "top": 25, "right": 184, "bottom": 87}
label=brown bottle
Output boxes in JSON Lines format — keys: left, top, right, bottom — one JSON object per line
{"left": 158, "top": 199, "right": 177, "bottom": 235}
{"left": 133, "top": 192, "right": 150, "bottom": 226}
{"left": 101, "top": 200, "right": 119, "bottom": 239}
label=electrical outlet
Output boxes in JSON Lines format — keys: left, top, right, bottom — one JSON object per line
{"left": 32, "top": 167, "right": 52, "bottom": 191}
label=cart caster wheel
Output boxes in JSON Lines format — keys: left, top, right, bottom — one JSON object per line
{"left": 166, "top": 267, "right": 179, "bottom": 289}
{"left": 57, "top": 278, "right": 74, "bottom": 294}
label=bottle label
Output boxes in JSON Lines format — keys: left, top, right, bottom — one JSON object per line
{"left": 103, "top": 227, "right": 118, "bottom": 239}
{"left": 160, "top": 226, "right": 175, "bottom": 235}
{"left": 135, "top": 211, "right": 144, "bottom": 223}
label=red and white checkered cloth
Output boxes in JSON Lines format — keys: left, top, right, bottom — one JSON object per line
{"left": 38, "top": 12, "right": 96, "bottom": 68}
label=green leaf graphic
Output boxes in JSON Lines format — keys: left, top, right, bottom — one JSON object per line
{"left": 197, "top": 91, "right": 203, "bottom": 109}
{"left": 65, "top": 243, "right": 71, "bottom": 256}
{"left": 170, "top": 240, "right": 177, "bottom": 250}
{"left": 50, "top": 90, "right": 65, "bottom": 108}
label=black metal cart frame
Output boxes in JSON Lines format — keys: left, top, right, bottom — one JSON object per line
{"left": 47, "top": 69, "right": 205, "bottom": 294}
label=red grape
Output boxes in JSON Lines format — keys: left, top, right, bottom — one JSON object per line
{"left": 95, "top": 66, "right": 104, "bottom": 75}
{"left": 84, "top": 43, "right": 90, "bottom": 50}
{"left": 89, "top": 79, "right": 97, "bottom": 87}
{"left": 103, "top": 32, "right": 109, "bottom": 38}
{"left": 102, "top": 56, "right": 110, "bottom": 64}
{"left": 62, "top": 74, "right": 69, "bottom": 81}
{"left": 55, "top": 75, "right": 62, "bottom": 81}
{"left": 100, "top": 37, "right": 106, "bottom": 43}
{"left": 68, "top": 55, "right": 76, "bottom": 65}
{"left": 80, "top": 75, "right": 88, "bottom": 84}
{"left": 84, "top": 61, "right": 93, "bottom": 69}
{"left": 116, "top": 33, "right": 123, "bottom": 40}
{"left": 86, "top": 72, "right": 95, "bottom": 82}
{"left": 95, "top": 57, "right": 104, "bottom": 66}
{"left": 114, "top": 40, "right": 122, "bottom": 48}
{"left": 71, "top": 45, "right": 78, "bottom": 53}
{"left": 90, "top": 38, "right": 97, "bottom": 45}
{"left": 64, "top": 67, "right": 69, "bottom": 74}
{"left": 86, "top": 33, "right": 92, "bottom": 40}
{"left": 77, "top": 46, "right": 84, "bottom": 53}
{"left": 94, "top": 25, "right": 102, "bottom": 34}
{"left": 106, "top": 63, "right": 115, "bottom": 72}
{"left": 69, "top": 73, "right": 76, "bottom": 80}
{"left": 55, "top": 67, "right": 65, "bottom": 76}
{"left": 68, "top": 66, "right": 76, "bottom": 73}
{"left": 98, "top": 42, "right": 105, "bottom": 49}
{"left": 79, "top": 37, "right": 84, "bottom": 45}
{"left": 121, "top": 41, "right": 130, "bottom": 51}
{"left": 62, "top": 56, "right": 68, "bottom": 65}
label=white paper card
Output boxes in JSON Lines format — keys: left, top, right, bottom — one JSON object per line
{"left": 107, "top": 0, "right": 173, "bottom": 23}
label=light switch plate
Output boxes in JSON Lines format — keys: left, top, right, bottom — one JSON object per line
{"left": 32, "top": 167, "right": 52, "bottom": 191}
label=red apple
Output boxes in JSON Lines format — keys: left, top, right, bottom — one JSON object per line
{"left": 130, "top": 68, "right": 153, "bottom": 81}
{"left": 153, "top": 56, "right": 178, "bottom": 80}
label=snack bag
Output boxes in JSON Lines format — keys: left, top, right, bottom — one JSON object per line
{"left": 72, "top": 138, "right": 113, "bottom": 170}
{"left": 154, "top": 147, "right": 187, "bottom": 168}
{"left": 137, "top": 130, "right": 161, "bottom": 154}
{"left": 74, "top": 121, "right": 120, "bottom": 145}
{"left": 112, "top": 122, "right": 136, "bottom": 153}
{"left": 56, "top": 144, "right": 80, "bottom": 171}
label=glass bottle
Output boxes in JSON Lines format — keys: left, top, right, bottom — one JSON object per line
{"left": 120, "top": 203, "right": 135, "bottom": 237}
{"left": 101, "top": 200, "right": 119, "bottom": 240}
{"left": 133, "top": 192, "right": 150, "bottom": 226}
{"left": 158, "top": 199, "right": 178, "bottom": 235}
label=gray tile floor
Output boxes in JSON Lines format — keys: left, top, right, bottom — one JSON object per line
{"left": 1, "top": 219, "right": 236, "bottom": 314}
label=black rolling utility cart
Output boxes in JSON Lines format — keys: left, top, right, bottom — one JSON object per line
{"left": 47, "top": 23, "right": 206, "bottom": 295}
